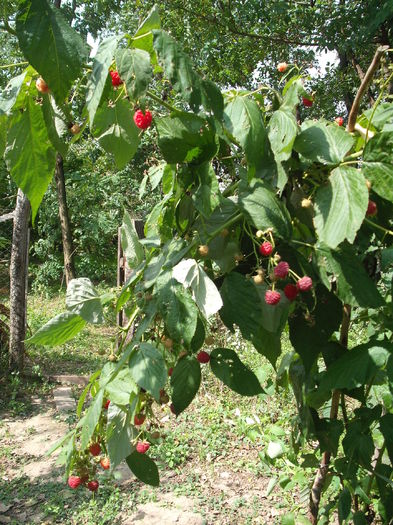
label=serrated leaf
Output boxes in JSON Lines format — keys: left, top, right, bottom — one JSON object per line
{"left": 171, "top": 355, "right": 201, "bottom": 414}
{"left": 86, "top": 36, "right": 119, "bottom": 126}
{"left": 66, "top": 278, "right": 103, "bottom": 324}
{"left": 294, "top": 121, "right": 355, "bottom": 165}
{"left": 239, "top": 180, "right": 292, "bottom": 239}
{"left": 121, "top": 211, "right": 144, "bottom": 268}
{"left": 93, "top": 99, "right": 140, "bottom": 168}
{"left": 147, "top": 162, "right": 166, "bottom": 190}
{"left": 155, "top": 113, "right": 218, "bottom": 165}
{"left": 132, "top": 4, "right": 161, "bottom": 63}
{"left": 80, "top": 389, "right": 104, "bottom": 449}
{"left": 338, "top": 488, "right": 351, "bottom": 524}
{"left": 27, "top": 312, "right": 86, "bottom": 346}
{"left": 156, "top": 274, "right": 198, "bottom": 346}
{"left": 210, "top": 348, "right": 263, "bottom": 396}
{"left": 115, "top": 48, "right": 152, "bottom": 100}
{"left": 5, "top": 96, "right": 56, "bottom": 222}
{"left": 42, "top": 94, "right": 69, "bottom": 157}
{"left": 316, "top": 243, "right": 384, "bottom": 307}
{"left": 224, "top": 96, "right": 270, "bottom": 174}
{"left": 105, "top": 369, "right": 138, "bottom": 406}
{"left": 107, "top": 405, "right": 134, "bottom": 469}
{"left": 314, "top": 166, "right": 369, "bottom": 248}
{"left": 16, "top": 0, "right": 88, "bottom": 104}
{"left": 268, "top": 109, "right": 298, "bottom": 162}
{"left": 129, "top": 343, "right": 167, "bottom": 400}
{"left": 126, "top": 450, "right": 159, "bottom": 486}
{"left": 0, "top": 115, "right": 8, "bottom": 158}
{"left": 379, "top": 413, "right": 393, "bottom": 465}
{"left": 363, "top": 131, "right": 393, "bottom": 202}
{"left": 343, "top": 420, "right": 374, "bottom": 467}
{"left": 172, "top": 259, "right": 223, "bottom": 318}
{"left": 0, "top": 72, "right": 27, "bottom": 115}
{"left": 192, "top": 162, "right": 220, "bottom": 218}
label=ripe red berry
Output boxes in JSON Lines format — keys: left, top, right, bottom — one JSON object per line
{"left": 133, "top": 109, "right": 153, "bottom": 130}
{"left": 366, "top": 200, "right": 377, "bottom": 216}
{"left": 302, "top": 96, "right": 313, "bottom": 107}
{"left": 277, "top": 62, "right": 288, "bottom": 73}
{"left": 335, "top": 116, "right": 344, "bottom": 126}
{"left": 265, "top": 290, "right": 281, "bottom": 305}
{"left": 134, "top": 413, "right": 146, "bottom": 426}
{"left": 274, "top": 261, "right": 290, "bottom": 279}
{"left": 87, "top": 480, "right": 99, "bottom": 492}
{"left": 136, "top": 441, "right": 150, "bottom": 454}
{"left": 296, "top": 276, "right": 313, "bottom": 292}
{"left": 197, "top": 351, "right": 210, "bottom": 364}
{"left": 103, "top": 399, "right": 110, "bottom": 410}
{"left": 67, "top": 475, "right": 82, "bottom": 489}
{"left": 89, "top": 443, "right": 101, "bottom": 456}
{"left": 259, "top": 241, "right": 273, "bottom": 256}
{"left": 100, "top": 457, "right": 110, "bottom": 470}
{"left": 168, "top": 367, "right": 173, "bottom": 377}
{"left": 284, "top": 283, "right": 298, "bottom": 301}
{"left": 36, "top": 77, "right": 50, "bottom": 94}
{"left": 110, "top": 70, "right": 122, "bottom": 87}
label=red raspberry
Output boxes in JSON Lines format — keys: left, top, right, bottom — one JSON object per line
{"left": 259, "top": 241, "right": 273, "bottom": 256}
{"left": 197, "top": 351, "right": 210, "bottom": 364}
{"left": 335, "top": 116, "right": 344, "bottom": 126}
{"left": 366, "top": 200, "right": 377, "bottom": 216}
{"left": 168, "top": 367, "right": 173, "bottom": 377}
{"left": 136, "top": 441, "right": 150, "bottom": 454}
{"left": 87, "top": 480, "right": 99, "bottom": 492}
{"left": 274, "top": 261, "right": 290, "bottom": 279}
{"left": 100, "top": 457, "right": 110, "bottom": 470}
{"left": 89, "top": 442, "right": 101, "bottom": 456}
{"left": 133, "top": 109, "right": 153, "bottom": 130}
{"left": 134, "top": 413, "right": 146, "bottom": 426}
{"left": 103, "top": 399, "right": 110, "bottom": 410}
{"left": 296, "top": 276, "right": 313, "bottom": 292}
{"left": 302, "top": 96, "right": 313, "bottom": 107}
{"left": 110, "top": 70, "right": 122, "bottom": 87}
{"left": 67, "top": 475, "right": 82, "bottom": 489}
{"left": 265, "top": 290, "right": 281, "bottom": 305}
{"left": 284, "top": 283, "right": 298, "bottom": 301}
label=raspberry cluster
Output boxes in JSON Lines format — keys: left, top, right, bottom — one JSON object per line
{"left": 133, "top": 109, "right": 153, "bottom": 129}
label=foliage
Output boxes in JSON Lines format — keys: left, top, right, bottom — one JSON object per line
{"left": 2, "top": 1, "right": 393, "bottom": 523}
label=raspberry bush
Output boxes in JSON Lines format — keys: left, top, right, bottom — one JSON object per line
{"left": 2, "top": 1, "right": 393, "bottom": 523}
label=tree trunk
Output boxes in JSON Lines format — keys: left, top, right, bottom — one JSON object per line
{"left": 54, "top": 153, "right": 76, "bottom": 286}
{"left": 9, "top": 189, "right": 30, "bottom": 371}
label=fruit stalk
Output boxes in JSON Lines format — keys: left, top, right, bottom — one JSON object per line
{"left": 308, "top": 304, "right": 351, "bottom": 524}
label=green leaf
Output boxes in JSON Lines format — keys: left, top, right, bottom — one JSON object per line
{"left": 294, "top": 121, "right": 355, "bottom": 165}
{"left": 267, "top": 441, "right": 285, "bottom": 459}
{"left": 239, "top": 180, "right": 292, "bottom": 239}
{"left": 319, "top": 342, "right": 391, "bottom": 392}
{"left": 5, "top": 96, "right": 56, "bottom": 222}
{"left": 314, "top": 166, "right": 368, "bottom": 248}
{"left": 115, "top": 48, "right": 152, "bottom": 100}
{"left": 289, "top": 286, "right": 342, "bottom": 372}
{"left": 315, "top": 243, "right": 384, "bottom": 307}
{"left": 201, "top": 79, "right": 224, "bottom": 120}
{"left": 379, "top": 413, "right": 393, "bottom": 465}
{"left": 190, "top": 316, "right": 206, "bottom": 352}
{"left": 27, "top": 312, "right": 86, "bottom": 346}
{"left": 121, "top": 211, "right": 145, "bottom": 268}
{"left": 172, "top": 258, "right": 223, "bottom": 318}
{"left": 338, "top": 488, "right": 352, "bottom": 524}
{"left": 313, "top": 416, "right": 344, "bottom": 456}
{"left": 126, "top": 450, "right": 159, "bottom": 486}
{"left": 224, "top": 96, "right": 270, "bottom": 174}
{"left": 105, "top": 369, "right": 138, "bottom": 406}
{"left": 342, "top": 420, "right": 374, "bottom": 467}
{"left": 0, "top": 72, "right": 27, "bottom": 115}
{"left": 0, "top": 115, "right": 8, "bottom": 158}
{"left": 80, "top": 389, "right": 104, "bottom": 450}
{"left": 156, "top": 274, "right": 198, "bottom": 346}
{"left": 86, "top": 36, "right": 119, "bottom": 126}
{"left": 171, "top": 355, "right": 201, "bottom": 414}
{"left": 107, "top": 405, "right": 134, "bottom": 469}
{"left": 281, "top": 77, "right": 305, "bottom": 112}
{"left": 66, "top": 278, "right": 103, "bottom": 324}
{"left": 129, "top": 343, "right": 167, "bottom": 400}
{"left": 155, "top": 113, "right": 218, "bottom": 165}
{"left": 364, "top": 103, "right": 393, "bottom": 130}
{"left": 210, "top": 347, "right": 263, "bottom": 396}
{"left": 268, "top": 109, "right": 298, "bottom": 162}
{"left": 363, "top": 132, "right": 393, "bottom": 202}
{"left": 42, "top": 95, "right": 69, "bottom": 157}
{"left": 16, "top": 0, "right": 88, "bottom": 104}
{"left": 192, "top": 162, "right": 220, "bottom": 218}
{"left": 147, "top": 162, "right": 166, "bottom": 190}
{"left": 93, "top": 99, "right": 140, "bottom": 169}
{"left": 132, "top": 5, "right": 161, "bottom": 62}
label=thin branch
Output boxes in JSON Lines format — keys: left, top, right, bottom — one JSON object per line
{"left": 347, "top": 45, "right": 389, "bottom": 132}
{"left": 0, "top": 19, "right": 16, "bottom": 36}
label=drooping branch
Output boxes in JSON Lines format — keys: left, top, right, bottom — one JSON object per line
{"left": 347, "top": 45, "right": 389, "bottom": 132}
